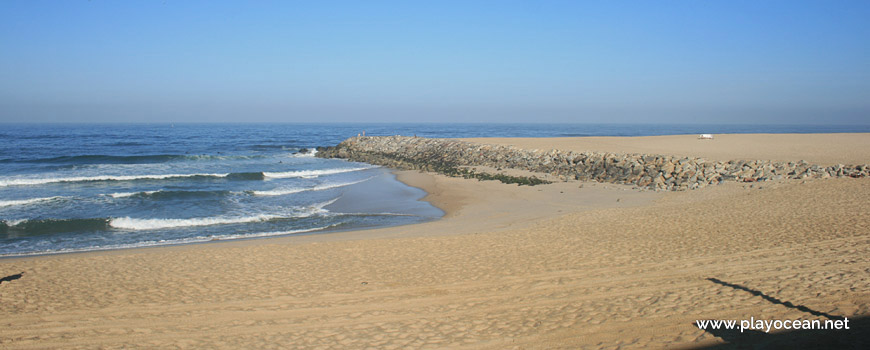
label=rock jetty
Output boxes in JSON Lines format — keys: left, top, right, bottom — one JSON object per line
{"left": 317, "top": 136, "right": 869, "bottom": 191}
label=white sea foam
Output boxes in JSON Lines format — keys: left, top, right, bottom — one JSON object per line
{"left": 290, "top": 148, "right": 318, "bottom": 158}
{"left": 331, "top": 212, "right": 419, "bottom": 217}
{"left": 108, "top": 190, "right": 161, "bottom": 198}
{"left": 107, "top": 189, "right": 249, "bottom": 198}
{"left": 109, "top": 198, "right": 339, "bottom": 230}
{"left": 251, "top": 187, "right": 306, "bottom": 196}
{"left": 2, "top": 219, "right": 28, "bottom": 226}
{"left": 0, "top": 173, "right": 231, "bottom": 187}
{"left": 0, "top": 166, "right": 373, "bottom": 187}
{"left": 0, "top": 225, "right": 338, "bottom": 257}
{"left": 252, "top": 177, "right": 373, "bottom": 196}
{"left": 109, "top": 214, "right": 281, "bottom": 230}
{"left": 281, "top": 197, "right": 340, "bottom": 218}
{"left": 263, "top": 166, "right": 373, "bottom": 179}
{"left": 0, "top": 196, "right": 64, "bottom": 207}
{"left": 216, "top": 224, "right": 338, "bottom": 240}
{"left": 305, "top": 197, "right": 340, "bottom": 213}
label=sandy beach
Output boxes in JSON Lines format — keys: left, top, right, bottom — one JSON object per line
{"left": 1, "top": 134, "right": 868, "bottom": 349}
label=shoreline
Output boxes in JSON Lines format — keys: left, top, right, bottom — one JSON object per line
{"left": 0, "top": 169, "right": 442, "bottom": 260}
{"left": 2, "top": 133, "right": 868, "bottom": 349}
{"left": 0, "top": 170, "right": 461, "bottom": 261}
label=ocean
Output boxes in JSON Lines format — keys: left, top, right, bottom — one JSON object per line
{"left": 1, "top": 123, "right": 867, "bottom": 256}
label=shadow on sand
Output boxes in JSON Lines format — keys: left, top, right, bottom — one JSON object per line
{"left": 0, "top": 272, "right": 24, "bottom": 285}
{"left": 691, "top": 278, "right": 868, "bottom": 349}
{"left": 706, "top": 277, "right": 844, "bottom": 320}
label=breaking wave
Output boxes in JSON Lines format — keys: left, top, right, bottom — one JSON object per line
{"left": 1, "top": 198, "right": 340, "bottom": 234}
{"left": 0, "top": 172, "right": 264, "bottom": 187}
{"left": 109, "top": 214, "right": 282, "bottom": 230}
{"left": 263, "top": 166, "right": 374, "bottom": 179}
{"left": 252, "top": 177, "right": 373, "bottom": 196}
{"left": 290, "top": 148, "right": 318, "bottom": 158}
{"left": 1, "top": 218, "right": 112, "bottom": 235}
{"left": 107, "top": 189, "right": 238, "bottom": 199}
{"left": 1, "top": 166, "right": 372, "bottom": 187}
{"left": 0, "top": 196, "right": 65, "bottom": 207}
{"left": 109, "top": 198, "right": 339, "bottom": 230}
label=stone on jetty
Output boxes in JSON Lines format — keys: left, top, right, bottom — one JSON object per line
{"left": 317, "top": 136, "right": 870, "bottom": 191}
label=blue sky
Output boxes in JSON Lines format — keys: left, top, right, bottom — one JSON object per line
{"left": 1, "top": 0, "right": 868, "bottom": 124}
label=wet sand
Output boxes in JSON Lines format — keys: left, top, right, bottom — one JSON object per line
{"left": 1, "top": 134, "right": 868, "bottom": 349}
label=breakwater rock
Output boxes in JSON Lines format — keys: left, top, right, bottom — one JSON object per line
{"left": 317, "top": 136, "right": 869, "bottom": 191}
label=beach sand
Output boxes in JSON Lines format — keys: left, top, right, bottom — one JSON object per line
{"left": 1, "top": 134, "right": 868, "bottom": 349}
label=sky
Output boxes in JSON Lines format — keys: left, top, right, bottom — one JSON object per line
{"left": 1, "top": 0, "right": 869, "bottom": 124}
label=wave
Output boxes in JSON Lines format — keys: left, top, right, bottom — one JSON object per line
{"left": 0, "top": 171, "right": 265, "bottom": 187}
{"left": 0, "top": 224, "right": 340, "bottom": 257}
{"left": 108, "top": 189, "right": 238, "bottom": 199}
{"left": 103, "top": 176, "right": 372, "bottom": 199}
{"left": 1, "top": 218, "right": 111, "bottom": 235}
{"left": 109, "top": 214, "right": 282, "bottom": 230}
{"left": 110, "top": 198, "right": 338, "bottom": 231}
{"left": 0, "top": 166, "right": 372, "bottom": 187}
{"left": 289, "top": 148, "right": 318, "bottom": 158}
{"left": 331, "top": 212, "right": 420, "bottom": 217}
{"left": 0, "top": 154, "right": 264, "bottom": 165}
{"left": 2, "top": 219, "right": 27, "bottom": 227}
{"left": 2, "top": 198, "right": 339, "bottom": 235}
{"left": 0, "top": 164, "right": 373, "bottom": 187}
{"left": 263, "top": 166, "right": 374, "bottom": 179}
{"left": 108, "top": 191, "right": 156, "bottom": 198}
{"left": 0, "top": 196, "right": 65, "bottom": 207}
{"left": 252, "top": 177, "right": 373, "bottom": 196}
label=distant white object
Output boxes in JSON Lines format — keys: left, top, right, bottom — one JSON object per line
{"left": 698, "top": 134, "right": 714, "bottom": 140}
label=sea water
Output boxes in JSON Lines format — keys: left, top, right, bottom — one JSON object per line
{"left": 1, "top": 123, "right": 866, "bottom": 256}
